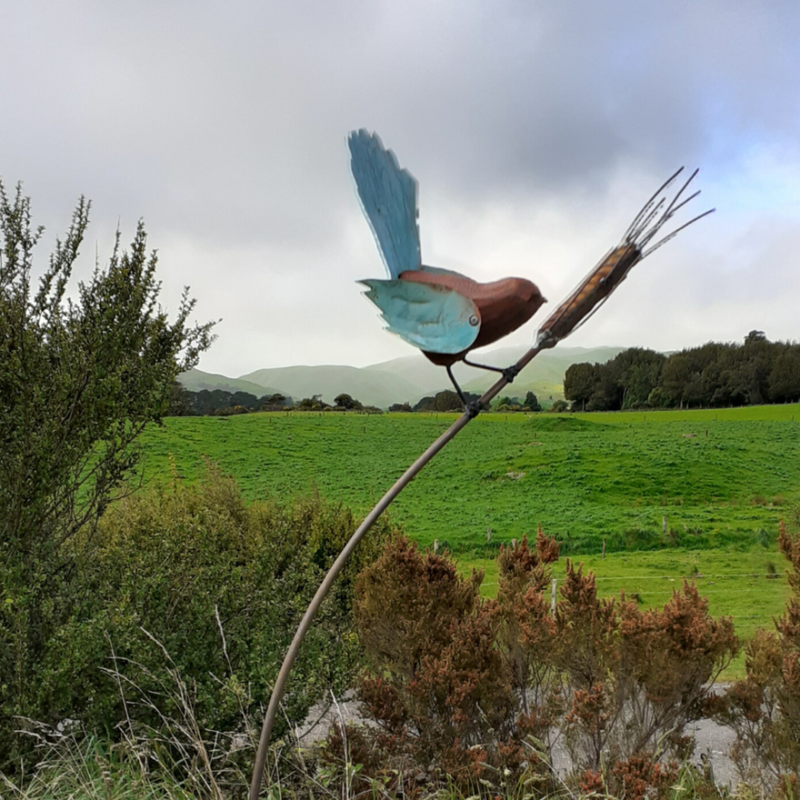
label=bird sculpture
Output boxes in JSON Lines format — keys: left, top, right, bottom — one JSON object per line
{"left": 349, "top": 129, "right": 712, "bottom": 409}
{"left": 348, "top": 129, "right": 546, "bottom": 404}
{"left": 250, "top": 134, "right": 713, "bottom": 799}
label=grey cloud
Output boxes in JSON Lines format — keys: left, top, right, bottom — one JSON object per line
{"left": 1, "top": 1, "right": 798, "bottom": 373}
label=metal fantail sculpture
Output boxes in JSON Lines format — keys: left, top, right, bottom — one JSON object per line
{"left": 350, "top": 129, "right": 712, "bottom": 409}
{"left": 249, "top": 131, "right": 713, "bottom": 799}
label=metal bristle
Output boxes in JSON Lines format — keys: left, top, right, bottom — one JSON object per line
{"left": 641, "top": 207, "right": 716, "bottom": 257}
{"left": 635, "top": 168, "right": 703, "bottom": 249}
{"left": 622, "top": 166, "right": 685, "bottom": 241}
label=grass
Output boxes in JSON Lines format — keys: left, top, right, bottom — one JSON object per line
{"left": 0, "top": 735, "right": 196, "bottom": 800}
{"left": 140, "top": 404, "right": 800, "bottom": 675}
{"left": 141, "top": 404, "right": 800, "bottom": 554}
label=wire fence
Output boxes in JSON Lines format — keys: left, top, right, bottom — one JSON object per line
{"left": 480, "top": 571, "right": 790, "bottom": 596}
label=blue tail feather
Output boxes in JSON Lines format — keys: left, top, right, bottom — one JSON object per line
{"left": 348, "top": 130, "right": 421, "bottom": 279}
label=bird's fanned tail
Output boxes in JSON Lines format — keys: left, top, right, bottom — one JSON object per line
{"left": 348, "top": 129, "right": 421, "bottom": 279}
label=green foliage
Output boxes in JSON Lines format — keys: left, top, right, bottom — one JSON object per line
{"left": 334, "top": 393, "right": 363, "bottom": 410}
{"left": 261, "top": 392, "right": 290, "bottom": 410}
{"left": 414, "top": 389, "right": 466, "bottom": 412}
{"left": 563, "top": 362, "right": 598, "bottom": 411}
{"left": 0, "top": 734, "right": 199, "bottom": 800}
{"left": 166, "top": 381, "right": 194, "bottom": 416}
{"left": 567, "top": 335, "right": 800, "bottom": 411}
{"left": 3, "top": 468, "right": 394, "bottom": 768}
{"left": 297, "top": 395, "right": 330, "bottom": 411}
{"left": 494, "top": 393, "right": 542, "bottom": 412}
{"left": 0, "top": 183, "right": 214, "bottom": 768}
{"left": 179, "top": 388, "right": 295, "bottom": 415}
{"left": 565, "top": 349, "right": 666, "bottom": 411}
{"left": 524, "top": 390, "right": 542, "bottom": 412}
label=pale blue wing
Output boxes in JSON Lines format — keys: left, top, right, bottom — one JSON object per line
{"left": 348, "top": 130, "right": 421, "bottom": 279}
{"left": 360, "top": 279, "right": 480, "bottom": 354}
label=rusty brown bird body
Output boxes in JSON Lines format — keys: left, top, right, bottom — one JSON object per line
{"left": 398, "top": 270, "right": 546, "bottom": 366}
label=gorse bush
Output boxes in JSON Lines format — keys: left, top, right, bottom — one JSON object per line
{"left": 349, "top": 531, "right": 737, "bottom": 796}
{"left": 0, "top": 183, "right": 214, "bottom": 768}
{"left": 356, "top": 537, "right": 515, "bottom": 766}
{"left": 717, "top": 511, "right": 800, "bottom": 791}
{"left": 2, "top": 467, "right": 395, "bottom": 770}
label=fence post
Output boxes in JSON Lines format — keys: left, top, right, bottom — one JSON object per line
{"left": 551, "top": 578, "right": 557, "bottom": 616}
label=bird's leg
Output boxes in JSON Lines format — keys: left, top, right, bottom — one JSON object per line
{"left": 446, "top": 365, "right": 480, "bottom": 418}
{"left": 462, "top": 358, "right": 521, "bottom": 384}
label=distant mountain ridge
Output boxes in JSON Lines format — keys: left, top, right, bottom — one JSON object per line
{"left": 179, "top": 345, "right": 627, "bottom": 409}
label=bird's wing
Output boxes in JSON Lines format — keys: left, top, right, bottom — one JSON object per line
{"left": 348, "top": 129, "right": 421, "bottom": 279}
{"left": 360, "top": 279, "right": 480, "bottom": 354}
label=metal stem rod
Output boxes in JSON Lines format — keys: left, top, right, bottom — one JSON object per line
{"left": 249, "top": 346, "right": 542, "bottom": 799}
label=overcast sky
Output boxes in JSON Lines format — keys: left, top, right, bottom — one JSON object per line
{"left": 2, "top": 1, "right": 799, "bottom": 375}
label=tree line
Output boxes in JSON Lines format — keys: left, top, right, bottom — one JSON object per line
{"left": 172, "top": 386, "right": 548, "bottom": 415}
{"left": 564, "top": 331, "right": 800, "bottom": 411}
{"left": 170, "top": 387, "right": 384, "bottom": 415}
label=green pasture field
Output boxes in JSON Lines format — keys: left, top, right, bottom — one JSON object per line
{"left": 140, "top": 404, "right": 800, "bottom": 677}
{"left": 141, "top": 404, "right": 800, "bottom": 554}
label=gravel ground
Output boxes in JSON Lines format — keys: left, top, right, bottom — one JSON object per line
{"left": 295, "top": 694, "right": 741, "bottom": 789}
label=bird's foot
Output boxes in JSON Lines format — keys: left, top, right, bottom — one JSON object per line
{"left": 463, "top": 357, "right": 521, "bottom": 384}
{"left": 446, "top": 364, "right": 481, "bottom": 418}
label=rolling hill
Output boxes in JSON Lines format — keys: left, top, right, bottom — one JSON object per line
{"left": 180, "top": 345, "right": 625, "bottom": 408}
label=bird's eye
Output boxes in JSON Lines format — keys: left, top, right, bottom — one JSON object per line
{"left": 469, "top": 315, "right": 479, "bottom": 326}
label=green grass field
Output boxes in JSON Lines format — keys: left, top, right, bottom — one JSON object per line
{"left": 141, "top": 405, "right": 800, "bottom": 553}
{"left": 140, "top": 404, "right": 800, "bottom": 678}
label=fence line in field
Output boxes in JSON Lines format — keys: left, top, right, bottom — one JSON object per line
{"left": 480, "top": 573, "right": 789, "bottom": 594}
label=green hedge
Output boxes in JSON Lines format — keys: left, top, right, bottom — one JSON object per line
{"left": 0, "top": 468, "right": 394, "bottom": 768}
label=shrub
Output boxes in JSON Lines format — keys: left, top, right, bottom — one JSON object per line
{"left": 3, "top": 468, "right": 394, "bottom": 769}
{"left": 350, "top": 530, "right": 737, "bottom": 793}
{"left": 717, "top": 517, "right": 800, "bottom": 790}
{"left": 0, "top": 183, "right": 214, "bottom": 770}
{"left": 354, "top": 537, "right": 524, "bottom": 786}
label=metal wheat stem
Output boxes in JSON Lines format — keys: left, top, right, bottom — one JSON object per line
{"left": 248, "top": 345, "right": 542, "bottom": 799}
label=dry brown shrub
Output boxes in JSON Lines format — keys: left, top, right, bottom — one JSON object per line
{"left": 718, "top": 518, "right": 800, "bottom": 790}
{"left": 496, "top": 530, "right": 561, "bottom": 736}
{"left": 353, "top": 532, "right": 737, "bottom": 795}
{"left": 616, "top": 580, "right": 738, "bottom": 761}
{"left": 608, "top": 753, "right": 678, "bottom": 800}
{"left": 354, "top": 536, "right": 523, "bottom": 786}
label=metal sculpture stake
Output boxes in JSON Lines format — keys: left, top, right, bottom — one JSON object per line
{"left": 249, "top": 168, "right": 712, "bottom": 799}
